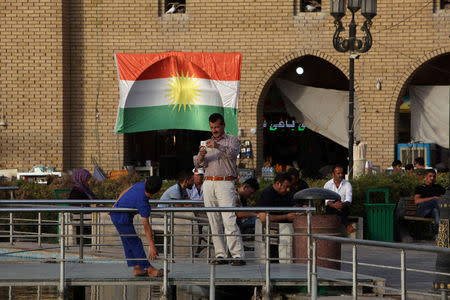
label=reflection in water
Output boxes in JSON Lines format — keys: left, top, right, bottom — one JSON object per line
{"left": 0, "top": 286, "right": 58, "bottom": 300}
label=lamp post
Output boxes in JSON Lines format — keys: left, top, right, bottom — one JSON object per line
{"left": 330, "top": 0, "right": 377, "bottom": 179}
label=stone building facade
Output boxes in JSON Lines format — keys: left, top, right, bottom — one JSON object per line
{"left": 0, "top": 0, "right": 449, "bottom": 175}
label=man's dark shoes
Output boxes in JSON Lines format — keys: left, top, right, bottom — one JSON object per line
{"left": 230, "top": 259, "right": 246, "bottom": 266}
{"left": 211, "top": 257, "right": 228, "bottom": 265}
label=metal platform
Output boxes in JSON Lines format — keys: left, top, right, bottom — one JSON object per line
{"left": 0, "top": 262, "right": 385, "bottom": 288}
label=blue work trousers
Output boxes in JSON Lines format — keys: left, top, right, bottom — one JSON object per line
{"left": 110, "top": 213, "right": 150, "bottom": 269}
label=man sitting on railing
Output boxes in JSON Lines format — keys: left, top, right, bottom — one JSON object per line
{"left": 257, "top": 173, "right": 298, "bottom": 223}
{"left": 157, "top": 170, "right": 194, "bottom": 208}
{"left": 110, "top": 176, "right": 163, "bottom": 277}
{"left": 323, "top": 165, "right": 355, "bottom": 234}
{"left": 187, "top": 168, "right": 204, "bottom": 202}
{"left": 414, "top": 169, "right": 446, "bottom": 236}
{"left": 235, "top": 178, "right": 260, "bottom": 235}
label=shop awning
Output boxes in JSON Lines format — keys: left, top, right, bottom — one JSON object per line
{"left": 275, "top": 79, "right": 360, "bottom": 148}
{"left": 410, "top": 85, "right": 450, "bottom": 148}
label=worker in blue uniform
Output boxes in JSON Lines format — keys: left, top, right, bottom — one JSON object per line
{"left": 110, "top": 176, "right": 163, "bottom": 277}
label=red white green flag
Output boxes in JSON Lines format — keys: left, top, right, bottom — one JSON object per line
{"left": 114, "top": 52, "right": 241, "bottom": 135}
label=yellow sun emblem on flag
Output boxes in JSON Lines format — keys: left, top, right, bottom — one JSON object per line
{"left": 165, "top": 71, "right": 201, "bottom": 111}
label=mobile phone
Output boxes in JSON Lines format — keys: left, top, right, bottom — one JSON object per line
{"left": 200, "top": 141, "right": 207, "bottom": 151}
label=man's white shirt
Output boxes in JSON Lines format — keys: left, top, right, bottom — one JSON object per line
{"left": 323, "top": 178, "right": 352, "bottom": 206}
{"left": 187, "top": 184, "right": 204, "bottom": 202}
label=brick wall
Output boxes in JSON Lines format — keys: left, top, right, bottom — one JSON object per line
{"left": 1, "top": 0, "right": 449, "bottom": 174}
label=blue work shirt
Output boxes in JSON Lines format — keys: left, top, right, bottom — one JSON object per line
{"left": 112, "top": 182, "right": 151, "bottom": 219}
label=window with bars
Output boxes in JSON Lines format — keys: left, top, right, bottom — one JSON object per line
{"left": 163, "top": 0, "right": 186, "bottom": 14}
{"left": 300, "top": 0, "right": 321, "bottom": 13}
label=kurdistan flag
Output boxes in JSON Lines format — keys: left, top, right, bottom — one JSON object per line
{"left": 114, "top": 52, "right": 241, "bottom": 135}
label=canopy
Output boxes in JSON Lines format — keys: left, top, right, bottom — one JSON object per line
{"left": 410, "top": 85, "right": 450, "bottom": 148}
{"left": 275, "top": 79, "right": 360, "bottom": 148}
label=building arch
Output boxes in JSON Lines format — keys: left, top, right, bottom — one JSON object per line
{"left": 390, "top": 47, "right": 450, "bottom": 113}
{"left": 392, "top": 48, "right": 450, "bottom": 167}
{"left": 253, "top": 50, "right": 359, "bottom": 176}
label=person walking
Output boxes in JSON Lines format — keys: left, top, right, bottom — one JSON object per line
{"left": 193, "top": 113, "right": 245, "bottom": 266}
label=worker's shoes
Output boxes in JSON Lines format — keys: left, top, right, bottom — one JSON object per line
{"left": 211, "top": 257, "right": 228, "bottom": 265}
{"left": 230, "top": 259, "right": 246, "bottom": 266}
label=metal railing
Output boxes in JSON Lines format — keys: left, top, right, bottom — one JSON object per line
{"left": 0, "top": 204, "right": 315, "bottom": 300}
{"left": 310, "top": 234, "right": 450, "bottom": 300}
{"left": 0, "top": 202, "right": 449, "bottom": 300}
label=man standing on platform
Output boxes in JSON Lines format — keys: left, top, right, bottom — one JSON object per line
{"left": 324, "top": 165, "right": 355, "bottom": 233}
{"left": 194, "top": 113, "right": 245, "bottom": 266}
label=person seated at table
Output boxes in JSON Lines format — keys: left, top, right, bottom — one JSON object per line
{"left": 323, "top": 165, "right": 355, "bottom": 234}
{"left": 392, "top": 160, "right": 403, "bottom": 173}
{"left": 110, "top": 176, "right": 163, "bottom": 277}
{"left": 68, "top": 169, "right": 99, "bottom": 245}
{"left": 157, "top": 170, "right": 194, "bottom": 208}
{"left": 69, "top": 169, "right": 98, "bottom": 203}
{"left": 414, "top": 157, "right": 425, "bottom": 169}
{"left": 286, "top": 167, "right": 309, "bottom": 205}
{"left": 235, "top": 178, "right": 260, "bottom": 235}
{"left": 257, "top": 173, "right": 299, "bottom": 223}
{"left": 405, "top": 164, "right": 414, "bottom": 175}
{"left": 187, "top": 168, "right": 204, "bottom": 202}
{"left": 414, "top": 169, "right": 446, "bottom": 235}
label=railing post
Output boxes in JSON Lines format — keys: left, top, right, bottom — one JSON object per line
{"left": 79, "top": 212, "right": 84, "bottom": 262}
{"left": 265, "top": 212, "right": 271, "bottom": 298}
{"left": 38, "top": 212, "right": 42, "bottom": 247}
{"left": 352, "top": 243, "right": 358, "bottom": 300}
{"left": 206, "top": 225, "right": 211, "bottom": 263}
{"left": 59, "top": 212, "right": 66, "bottom": 300}
{"left": 163, "top": 212, "right": 168, "bottom": 300}
{"left": 311, "top": 238, "right": 318, "bottom": 300}
{"left": 8, "top": 286, "right": 12, "bottom": 300}
{"left": 209, "top": 263, "right": 216, "bottom": 300}
{"left": 307, "top": 204, "right": 312, "bottom": 294}
{"left": 190, "top": 221, "right": 194, "bottom": 263}
{"left": 9, "top": 213, "right": 13, "bottom": 245}
{"left": 170, "top": 211, "right": 174, "bottom": 262}
{"left": 401, "top": 249, "right": 406, "bottom": 300}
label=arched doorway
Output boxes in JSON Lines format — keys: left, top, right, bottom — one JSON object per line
{"left": 261, "top": 55, "right": 351, "bottom": 178}
{"left": 396, "top": 53, "right": 450, "bottom": 169}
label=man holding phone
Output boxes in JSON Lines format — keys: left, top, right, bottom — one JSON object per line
{"left": 193, "top": 113, "right": 245, "bottom": 266}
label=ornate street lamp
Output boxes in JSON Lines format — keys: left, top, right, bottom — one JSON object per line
{"left": 330, "top": 0, "right": 376, "bottom": 179}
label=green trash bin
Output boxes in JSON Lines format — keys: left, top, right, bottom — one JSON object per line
{"left": 364, "top": 188, "right": 395, "bottom": 242}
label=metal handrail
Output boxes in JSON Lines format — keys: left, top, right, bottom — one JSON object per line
{"left": 0, "top": 206, "right": 314, "bottom": 213}
{"left": 1, "top": 205, "right": 449, "bottom": 300}
{"left": 0, "top": 205, "right": 315, "bottom": 300}
{"left": 0, "top": 199, "right": 204, "bottom": 205}
{"left": 311, "top": 234, "right": 450, "bottom": 254}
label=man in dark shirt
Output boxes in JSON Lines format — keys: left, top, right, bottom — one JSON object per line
{"left": 414, "top": 169, "right": 446, "bottom": 234}
{"left": 257, "top": 173, "right": 298, "bottom": 223}
{"left": 286, "top": 167, "right": 309, "bottom": 205}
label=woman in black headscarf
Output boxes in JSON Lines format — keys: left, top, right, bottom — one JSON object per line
{"left": 69, "top": 169, "right": 98, "bottom": 202}
{"left": 68, "top": 169, "right": 98, "bottom": 246}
